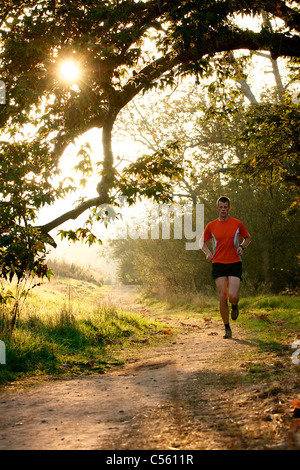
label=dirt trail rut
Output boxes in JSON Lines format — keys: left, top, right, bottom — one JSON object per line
{"left": 0, "top": 286, "right": 297, "bottom": 450}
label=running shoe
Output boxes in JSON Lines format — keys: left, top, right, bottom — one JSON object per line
{"left": 223, "top": 326, "right": 232, "bottom": 339}
{"left": 231, "top": 304, "right": 239, "bottom": 320}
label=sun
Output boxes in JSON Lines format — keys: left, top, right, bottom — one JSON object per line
{"left": 60, "top": 60, "right": 80, "bottom": 84}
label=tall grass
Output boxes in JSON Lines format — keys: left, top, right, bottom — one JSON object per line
{"left": 47, "top": 258, "right": 104, "bottom": 286}
{"left": 0, "top": 280, "right": 165, "bottom": 386}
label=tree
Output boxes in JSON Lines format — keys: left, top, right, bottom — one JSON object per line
{"left": 230, "top": 14, "right": 300, "bottom": 213}
{"left": 235, "top": 98, "right": 300, "bottom": 212}
{"left": 114, "top": 77, "right": 247, "bottom": 207}
{"left": 1, "top": 0, "right": 300, "bottom": 281}
{"left": 110, "top": 42, "right": 300, "bottom": 294}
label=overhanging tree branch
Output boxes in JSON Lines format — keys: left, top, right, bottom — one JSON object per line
{"left": 38, "top": 196, "right": 103, "bottom": 235}
{"left": 3, "top": 2, "right": 300, "bottom": 235}
{"left": 260, "top": 0, "right": 300, "bottom": 32}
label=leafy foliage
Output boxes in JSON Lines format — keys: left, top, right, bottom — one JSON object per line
{"left": 0, "top": 0, "right": 300, "bottom": 283}
{"left": 117, "top": 143, "right": 184, "bottom": 204}
{"left": 234, "top": 98, "right": 300, "bottom": 213}
{"left": 0, "top": 139, "right": 73, "bottom": 284}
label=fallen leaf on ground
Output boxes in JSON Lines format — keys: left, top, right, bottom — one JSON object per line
{"left": 254, "top": 314, "right": 272, "bottom": 323}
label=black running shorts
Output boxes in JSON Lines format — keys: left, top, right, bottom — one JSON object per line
{"left": 212, "top": 262, "right": 242, "bottom": 280}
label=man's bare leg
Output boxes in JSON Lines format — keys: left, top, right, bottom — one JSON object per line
{"left": 215, "top": 276, "right": 229, "bottom": 325}
{"left": 228, "top": 276, "right": 240, "bottom": 306}
{"left": 228, "top": 276, "right": 240, "bottom": 320}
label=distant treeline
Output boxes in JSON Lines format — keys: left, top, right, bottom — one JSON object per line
{"left": 110, "top": 184, "right": 300, "bottom": 298}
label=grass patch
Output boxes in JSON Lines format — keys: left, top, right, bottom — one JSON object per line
{"left": 238, "top": 295, "right": 300, "bottom": 352}
{"left": 141, "top": 290, "right": 219, "bottom": 319}
{"left": 148, "top": 291, "right": 300, "bottom": 348}
{"left": 0, "top": 280, "right": 167, "bottom": 386}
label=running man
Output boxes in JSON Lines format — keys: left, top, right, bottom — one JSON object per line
{"left": 200, "top": 196, "right": 251, "bottom": 338}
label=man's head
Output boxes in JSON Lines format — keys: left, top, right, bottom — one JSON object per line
{"left": 216, "top": 196, "right": 231, "bottom": 220}
{"left": 217, "top": 196, "right": 231, "bottom": 208}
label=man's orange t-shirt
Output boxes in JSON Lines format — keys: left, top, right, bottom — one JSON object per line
{"left": 203, "top": 217, "right": 249, "bottom": 264}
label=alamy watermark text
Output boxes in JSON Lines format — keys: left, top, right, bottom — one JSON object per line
{"left": 96, "top": 198, "right": 204, "bottom": 250}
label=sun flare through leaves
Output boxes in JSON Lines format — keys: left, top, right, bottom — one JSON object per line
{"left": 59, "top": 60, "right": 81, "bottom": 84}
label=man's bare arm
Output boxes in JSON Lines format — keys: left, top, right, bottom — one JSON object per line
{"left": 237, "top": 233, "right": 252, "bottom": 256}
{"left": 200, "top": 237, "right": 214, "bottom": 262}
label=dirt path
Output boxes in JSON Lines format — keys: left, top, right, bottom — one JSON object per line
{"left": 0, "top": 286, "right": 298, "bottom": 450}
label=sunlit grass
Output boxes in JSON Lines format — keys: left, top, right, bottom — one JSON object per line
{"left": 0, "top": 280, "right": 166, "bottom": 386}
{"left": 237, "top": 295, "right": 300, "bottom": 352}
{"left": 141, "top": 289, "right": 219, "bottom": 319}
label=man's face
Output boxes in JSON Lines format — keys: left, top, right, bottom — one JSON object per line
{"left": 217, "top": 201, "right": 230, "bottom": 219}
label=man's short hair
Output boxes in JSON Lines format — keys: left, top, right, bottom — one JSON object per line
{"left": 217, "top": 196, "right": 231, "bottom": 206}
